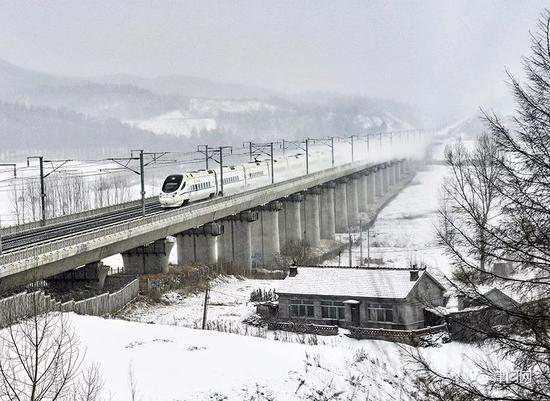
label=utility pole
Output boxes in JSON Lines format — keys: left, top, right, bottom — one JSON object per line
{"left": 359, "top": 218, "right": 363, "bottom": 265}
{"left": 197, "top": 145, "right": 210, "bottom": 169}
{"left": 201, "top": 146, "right": 232, "bottom": 196}
{"left": 270, "top": 142, "right": 274, "bottom": 183}
{"left": 27, "top": 156, "right": 46, "bottom": 224}
{"left": 351, "top": 135, "right": 355, "bottom": 162}
{"left": 367, "top": 227, "right": 371, "bottom": 268}
{"left": 348, "top": 228, "right": 352, "bottom": 268}
{"left": 139, "top": 151, "right": 145, "bottom": 217}
{"left": 244, "top": 142, "right": 278, "bottom": 183}
{"left": 218, "top": 146, "right": 233, "bottom": 195}
{"left": 201, "top": 279, "right": 209, "bottom": 330}
{"left": 330, "top": 136, "right": 335, "bottom": 167}
{"left": 367, "top": 134, "right": 370, "bottom": 152}
{"left": 219, "top": 146, "right": 224, "bottom": 195}
{"left": 27, "top": 156, "right": 71, "bottom": 225}
{"left": 305, "top": 138, "right": 309, "bottom": 174}
{"left": 0, "top": 164, "right": 17, "bottom": 255}
{"left": 112, "top": 149, "right": 171, "bottom": 218}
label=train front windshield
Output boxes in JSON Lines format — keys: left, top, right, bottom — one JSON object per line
{"left": 162, "top": 175, "right": 184, "bottom": 193}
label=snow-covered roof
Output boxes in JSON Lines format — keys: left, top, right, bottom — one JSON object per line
{"left": 277, "top": 267, "right": 431, "bottom": 299}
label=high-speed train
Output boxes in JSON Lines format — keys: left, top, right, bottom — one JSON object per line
{"left": 159, "top": 151, "right": 331, "bottom": 208}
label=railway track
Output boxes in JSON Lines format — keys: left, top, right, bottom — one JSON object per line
{"left": 2, "top": 199, "right": 167, "bottom": 252}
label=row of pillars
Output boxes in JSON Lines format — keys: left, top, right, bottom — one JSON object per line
{"left": 119, "top": 159, "right": 412, "bottom": 275}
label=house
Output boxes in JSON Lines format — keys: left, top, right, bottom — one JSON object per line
{"left": 459, "top": 287, "right": 519, "bottom": 310}
{"left": 275, "top": 266, "right": 447, "bottom": 330}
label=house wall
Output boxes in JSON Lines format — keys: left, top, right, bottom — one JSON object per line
{"left": 278, "top": 294, "right": 419, "bottom": 329}
{"left": 402, "top": 274, "right": 446, "bottom": 329}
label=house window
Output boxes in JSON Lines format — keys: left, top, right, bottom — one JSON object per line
{"left": 367, "top": 303, "right": 394, "bottom": 322}
{"left": 320, "top": 300, "right": 345, "bottom": 319}
{"left": 289, "top": 299, "right": 314, "bottom": 317}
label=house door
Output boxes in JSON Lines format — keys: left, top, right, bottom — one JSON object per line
{"left": 350, "top": 304, "right": 360, "bottom": 326}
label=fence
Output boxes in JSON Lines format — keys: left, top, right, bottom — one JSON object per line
{"left": 348, "top": 324, "right": 448, "bottom": 345}
{"left": 268, "top": 321, "right": 338, "bottom": 336}
{"left": 0, "top": 278, "right": 139, "bottom": 328}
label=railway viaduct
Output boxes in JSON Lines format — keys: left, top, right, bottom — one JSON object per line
{"left": 0, "top": 152, "right": 424, "bottom": 291}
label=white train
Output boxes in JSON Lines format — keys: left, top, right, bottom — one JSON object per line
{"left": 159, "top": 150, "right": 331, "bottom": 208}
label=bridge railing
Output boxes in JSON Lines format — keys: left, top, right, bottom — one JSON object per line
{"left": 0, "top": 196, "right": 158, "bottom": 236}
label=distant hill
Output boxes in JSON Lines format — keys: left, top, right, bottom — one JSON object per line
{"left": 0, "top": 101, "right": 186, "bottom": 159}
{"left": 0, "top": 58, "right": 73, "bottom": 97}
{"left": 448, "top": 112, "right": 517, "bottom": 140}
{"left": 0, "top": 58, "right": 423, "bottom": 157}
{"left": 98, "top": 74, "right": 278, "bottom": 100}
{"left": 0, "top": 58, "right": 186, "bottom": 120}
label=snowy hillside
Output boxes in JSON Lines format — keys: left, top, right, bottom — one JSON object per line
{"left": 189, "top": 98, "right": 278, "bottom": 115}
{"left": 125, "top": 110, "right": 217, "bottom": 137}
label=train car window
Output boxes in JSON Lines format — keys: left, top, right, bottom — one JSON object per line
{"left": 162, "top": 175, "right": 183, "bottom": 193}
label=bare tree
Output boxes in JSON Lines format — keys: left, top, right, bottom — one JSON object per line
{"left": 284, "top": 240, "right": 312, "bottom": 266}
{"left": 76, "top": 364, "right": 104, "bottom": 401}
{"left": 439, "top": 134, "right": 502, "bottom": 276}
{"left": 0, "top": 294, "right": 83, "bottom": 401}
{"left": 127, "top": 363, "right": 140, "bottom": 401}
{"left": 412, "top": 9, "right": 550, "bottom": 401}
{"left": 0, "top": 293, "right": 105, "bottom": 401}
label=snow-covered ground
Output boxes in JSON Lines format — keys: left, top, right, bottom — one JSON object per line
{"left": 67, "top": 313, "right": 489, "bottom": 401}
{"left": 326, "top": 161, "right": 453, "bottom": 282}
{"left": 124, "top": 276, "right": 277, "bottom": 329}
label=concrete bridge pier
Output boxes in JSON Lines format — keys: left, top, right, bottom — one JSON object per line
{"left": 374, "top": 168, "right": 384, "bottom": 198}
{"left": 122, "top": 237, "right": 175, "bottom": 274}
{"left": 280, "top": 194, "right": 303, "bottom": 252}
{"left": 390, "top": 162, "right": 397, "bottom": 186}
{"left": 46, "top": 261, "right": 110, "bottom": 290}
{"left": 176, "top": 223, "right": 222, "bottom": 266}
{"left": 366, "top": 170, "right": 376, "bottom": 205}
{"left": 320, "top": 183, "right": 336, "bottom": 240}
{"left": 357, "top": 173, "right": 368, "bottom": 213}
{"left": 346, "top": 176, "right": 360, "bottom": 227}
{"left": 251, "top": 202, "right": 282, "bottom": 267}
{"left": 394, "top": 161, "right": 402, "bottom": 183}
{"left": 385, "top": 164, "right": 393, "bottom": 191}
{"left": 334, "top": 180, "right": 349, "bottom": 232}
{"left": 303, "top": 188, "right": 321, "bottom": 247}
{"left": 232, "top": 211, "right": 258, "bottom": 273}
{"left": 403, "top": 158, "right": 411, "bottom": 174}
{"left": 219, "top": 219, "right": 235, "bottom": 266}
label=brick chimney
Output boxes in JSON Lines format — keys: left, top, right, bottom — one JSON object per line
{"left": 289, "top": 265, "right": 298, "bottom": 277}
{"left": 410, "top": 268, "right": 419, "bottom": 281}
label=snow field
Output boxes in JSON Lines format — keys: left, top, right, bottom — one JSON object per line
{"left": 70, "top": 313, "right": 488, "bottom": 401}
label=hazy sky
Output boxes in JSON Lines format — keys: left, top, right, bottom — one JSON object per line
{"left": 0, "top": 0, "right": 547, "bottom": 117}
